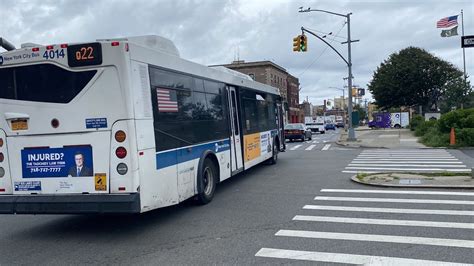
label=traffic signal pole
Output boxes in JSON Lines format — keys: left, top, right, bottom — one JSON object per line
{"left": 299, "top": 8, "right": 358, "bottom": 141}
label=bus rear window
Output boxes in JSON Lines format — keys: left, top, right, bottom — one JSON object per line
{"left": 0, "top": 64, "right": 96, "bottom": 103}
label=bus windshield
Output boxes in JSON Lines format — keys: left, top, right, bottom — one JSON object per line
{"left": 0, "top": 64, "right": 96, "bottom": 103}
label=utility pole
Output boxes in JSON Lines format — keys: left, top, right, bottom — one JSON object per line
{"left": 299, "top": 7, "right": 358, "bottom": 141}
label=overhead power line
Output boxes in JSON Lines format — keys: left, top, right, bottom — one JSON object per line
{"left": 297, "top": 22, "right": 347, "bottom": 78}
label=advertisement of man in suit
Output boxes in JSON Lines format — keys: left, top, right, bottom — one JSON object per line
{"left": 68, "top": 152, "right": 93, "bottom": 177}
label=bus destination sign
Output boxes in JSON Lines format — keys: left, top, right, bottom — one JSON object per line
{"left": 67, "top": 42, "right": 103, "bottom": 67}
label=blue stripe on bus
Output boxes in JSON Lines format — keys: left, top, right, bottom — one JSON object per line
{"left": 156, "top": 139, "right": 230, "bottom": 170}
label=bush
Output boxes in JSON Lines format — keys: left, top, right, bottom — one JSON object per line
{"left": 414, "top": 120, "right": 438, "bottom": 137}
{"left": 421, "top": 127, "right": 449, "bottom": 147}
{"left": 438, "top": 108, "right": 474, "bottom": 133}
{"left": 457, "top": 128, "right": 474, "bottom": 146}
{"left": 410, "top": 115, "right": 424, "bottom": 131}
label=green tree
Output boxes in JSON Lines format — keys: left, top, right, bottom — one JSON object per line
{"left": 367, "top": 47, "right": 471, "bottom": 111}
{"left": 354, "top": 104, "right": 366, "bottom": 121}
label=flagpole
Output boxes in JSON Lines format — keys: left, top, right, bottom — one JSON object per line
{"left": 461, "top": 9, "right": 466, "bottom": 81}
{"left": 461, "top": 9, "right": 466, "bottom": 109}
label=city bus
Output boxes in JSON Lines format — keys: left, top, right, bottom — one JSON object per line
{"left": 0, "top": 35, "right": 285, "bottom": 214}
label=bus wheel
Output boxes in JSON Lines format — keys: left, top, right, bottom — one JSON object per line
{"left": 196, "top": 158, "right": 217, "bottom": 205}
{"left": 267, "top": 140, "right": 278, "bottom": 165}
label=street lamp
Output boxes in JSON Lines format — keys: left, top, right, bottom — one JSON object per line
{"left": 299, "top": 7, "right": 358, "bottom": 141}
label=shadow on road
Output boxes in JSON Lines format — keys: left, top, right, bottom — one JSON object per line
{"left": 11, "top": 163, "right": 270, "bottom": 241}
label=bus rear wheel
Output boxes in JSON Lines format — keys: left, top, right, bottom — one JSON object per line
{"left": 267, "top": 140, "right": 278, "bottom": 165}
{"left": 196, "top": 158, "right": 217, "bottom": 205}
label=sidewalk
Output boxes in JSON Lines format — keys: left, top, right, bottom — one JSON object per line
{"left": 351, "top": 172, "right": 474, "bottom": 188}
{"left": 337, "top": 127, "right": 426, "bottom": 149}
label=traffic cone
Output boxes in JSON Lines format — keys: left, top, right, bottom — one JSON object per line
{"left": 450, "top": 127, "right": 456, "bottom": 145}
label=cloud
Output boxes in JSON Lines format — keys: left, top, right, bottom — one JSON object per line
{"left": 1, "top": 0, "right": 472, "bottom": 106}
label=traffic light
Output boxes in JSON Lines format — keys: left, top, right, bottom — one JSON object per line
{"left": 352, "top": 88, "right": 357, "bottom": 97}
{"left": 300, "top": 34, "right": 307, "bottom": 52}
{"left": 293, "top": 35, "right": 301, "bottom": 52}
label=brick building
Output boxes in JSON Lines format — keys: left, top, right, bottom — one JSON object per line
{"left": 210, "top": 60, "right": 300, "bottom": 123}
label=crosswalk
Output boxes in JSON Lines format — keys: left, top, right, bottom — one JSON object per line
{"left": 286, "top": 141, "right": 334, "bottom": 151}
{"left": 343, "top": 149, "right": 470, "bottom": 173}
{"left": 255, "top": 188, "right": 474, "bottom": 265}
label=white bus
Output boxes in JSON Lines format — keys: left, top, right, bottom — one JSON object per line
{"left": 0, "top": 35, "right": 285, "bottom": 214}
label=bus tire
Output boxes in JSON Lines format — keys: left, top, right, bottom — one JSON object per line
{"left": 267, "top": 139, "right": 279, "bottom": 165}
{"left": 196, "top": 158, "right": 217, "bottom": 205}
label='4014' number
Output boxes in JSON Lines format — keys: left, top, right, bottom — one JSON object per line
{"left": 42, "top": 49, "right": 65, "bottom": 60}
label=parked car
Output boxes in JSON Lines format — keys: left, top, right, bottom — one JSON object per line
{"left": 325, "top": 123, "right": 336, "bottom": 130}
{"left": 336, "top": 122, "right": 344, "bottom": 128}
{"left": 284, "top": 123, "right": 312, "bottom": 142}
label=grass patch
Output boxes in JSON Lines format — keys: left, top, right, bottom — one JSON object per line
{"left": 356, "top": 173, "right": 370, "bottom": 180}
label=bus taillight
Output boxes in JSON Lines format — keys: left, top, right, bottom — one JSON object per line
{"left": 114, "top": 130, "right": 126, "bottom": 142}
{"left": 60, "top": 44, "right": 68, "bottom": 48}
{"left": 0, "top": 167, "right": 4, "bottom": 178}
{"left": 115, "top": 147, "right": 127, "bottom": 159}
{"left": 0, "top": 138, "right": 3, "bottom": 147}
{"left": 116, "top": 163, "right": 128, "bottom": 175}
{"left": 0, "top": 153, "right": 3, "bottom": 163}
{"left": 111, "top": 41, "right": 120, "bottom": 47}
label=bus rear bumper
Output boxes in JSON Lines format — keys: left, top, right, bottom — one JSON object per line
{"left": 0, "top": 194, "right": 140, "bottom": 214}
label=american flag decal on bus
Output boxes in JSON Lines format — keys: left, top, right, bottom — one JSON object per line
{"left": 156, "top": 88, "right": 178, "bottom": 112}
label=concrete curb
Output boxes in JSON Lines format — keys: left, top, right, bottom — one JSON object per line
{"left": 350, "top": 175, "right": 474, "bottom": 189}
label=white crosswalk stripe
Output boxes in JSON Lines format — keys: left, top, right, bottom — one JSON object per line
{"left": 343, "top": 149, "right": 470, "bottom": 173}
{"left": 289, "top": 145, "right": 302, "bottom": 150}
{"left": 305, "top": 145, "right": 316, "bottom": 151}
{"left": 303, "top": 205, "right": 474, "bottom": 216}
{"left": 293, "top": 215, "right": 474, "bottom": 229}
{"left": 320, "top": 188, "right": 474, "bottom": 196}
{"left": 256, "top": 188, "right": 474, "bottom": 264}
{"left": 322, "top": 144, "right": 331, "bottom": 150}
{"left": 256, "top": 248, "right": 469, "bottom": 265}
{"left": 275, "top": 230, "right": 474, "bottom": 248}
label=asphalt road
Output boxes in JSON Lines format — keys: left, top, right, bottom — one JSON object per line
{"left": 0, "top": 130, "right": 472, "bottom": 265}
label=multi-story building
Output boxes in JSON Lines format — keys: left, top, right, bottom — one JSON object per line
{"left": 210, "top": 60, "right": 300, "bottom": 123}
{"left": 334, "top": 96, "right": 348, "bottom": 111}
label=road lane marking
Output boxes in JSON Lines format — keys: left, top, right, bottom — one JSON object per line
{"left": 290, "top": 145, "right": 302, "bottom": 151}
{"left": 312, "top": 140, "right": 319, "bottom": 144}
{"left": 305, "top": 145, "right": 316, "bottom": 151}
{"left": 293, "top": 215, "right": 474, "bottom": 229}
{"left": 255, "top": 248, "right": 471, "bottom": 265}
{"left": 348, "top": 164, "right": 466, "bottom": 167}
{"left": 322, "top": 144, "right": 331, "bottom": 151}
{"left": 314, "top": 196, "right": 474, "bottom": 205}
{"left": 303, "top": 205, "right": 474, "bottom": 216}
{"left": 353, "top": 158, "right": 459, "bottom": 161}
{"left": 345, "top": 167, "right": 469, "bottom": 171}
{"left": 320, "top": 189, "right": 474, "bottom": 196}
{"left": 351, "top": 161, "right": 463, "bottom": 164}
{"left": 362, "top": 151, "right": 450, "bottom": 153}
{"left": 275, "top": 230, "right": 474, "bottom": 249}
{"left": 357, "top": 156, "right": 456, "bottom": 158}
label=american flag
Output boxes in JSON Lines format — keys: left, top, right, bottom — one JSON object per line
{"left": 436, "top": 15, "right": 458, "bottom": 28}
{"left": 156, "top": 88, "right": 178, "bottom": 112}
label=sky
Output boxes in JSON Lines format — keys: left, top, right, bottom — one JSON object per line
{"left": 1, "top": 0, "right": 473, "bottom": 106}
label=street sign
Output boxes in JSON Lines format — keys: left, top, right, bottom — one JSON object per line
{"left": 461, "top": 35, "right": 474, "bottom": 48}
